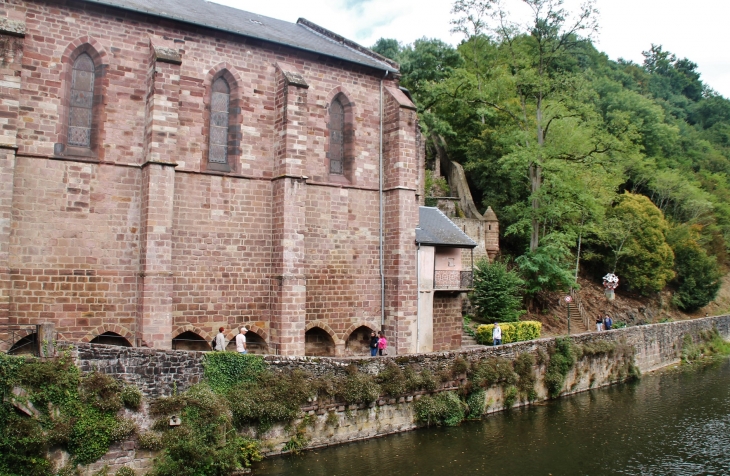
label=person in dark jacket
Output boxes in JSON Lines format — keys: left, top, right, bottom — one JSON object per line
{"left": 369, "top": 331, "right": 379, "bottom": 357}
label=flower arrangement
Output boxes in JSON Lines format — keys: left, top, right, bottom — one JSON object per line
{"left": 603, "top": 273, "right": 619, "bottom": 290}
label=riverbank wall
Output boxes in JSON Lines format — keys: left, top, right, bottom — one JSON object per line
{"left": 67, "top": 315, "right": 730, "bottom": 474}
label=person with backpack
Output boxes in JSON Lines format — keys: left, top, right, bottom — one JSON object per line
{"left": 213, "top": 327, "right": 227, "bottom": 351}
{"left": 369, "top": 330, "right": 379, "bottom": 357}
{"left": 378, "top": 331, "right": 388, "bottom": 356}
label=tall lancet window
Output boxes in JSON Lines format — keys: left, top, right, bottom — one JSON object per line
{"left": 209, "top": 77, "right": 230, "bottom": 165}
{"left": 328, "top": 98, "right": 345, "bottom": 175}
{"left": 68, "top": 53, "right": 95, "bottom": 148}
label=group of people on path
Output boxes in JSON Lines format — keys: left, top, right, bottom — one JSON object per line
{"left": 595, "top": 314, "right": 613, "bottom": 332}
{"left": 369, "top": 331, "right": 388, "bottom": 356}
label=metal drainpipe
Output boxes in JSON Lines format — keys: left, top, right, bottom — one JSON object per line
{"left": 416, "top": 243, "right": 420, "bottom": 352}
{"left": 380, "top": 70, "right": 388, "bottom": 330}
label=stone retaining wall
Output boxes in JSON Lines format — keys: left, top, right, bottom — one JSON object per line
{"left": 70, "top": 315, "right": 730, "bottom": 474}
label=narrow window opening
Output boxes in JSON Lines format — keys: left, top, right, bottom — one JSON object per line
{"left": 328, "top": 98, "right": 345, "bottom": 175}
{"left": 209, "top": 77, "right": 230, "bottom": 165}
{"left": 68, "top": 53, "right": 95, "bottom": 148}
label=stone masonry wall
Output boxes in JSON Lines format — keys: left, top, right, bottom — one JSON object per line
{"left": 74, "top": 315, "right": 730, "bottom": 397}
{"left": 70, "top": 315, "right": 730, "bottom": 474}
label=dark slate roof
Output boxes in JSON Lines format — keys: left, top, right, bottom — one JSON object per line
{"left": 82, "top": 0, "right": 398, "bottom": 73}
{"left": 416, "top": 207, "right": 477, "bottom": 248}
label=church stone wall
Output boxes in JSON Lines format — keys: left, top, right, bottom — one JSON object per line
{"left": 0, "top": 0, "right": 421, "bottom": 354}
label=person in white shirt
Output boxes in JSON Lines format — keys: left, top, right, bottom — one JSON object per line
{"left": 214, "top": 327, "right": 227, "bottom": 351}
{"left": 492, "top": 322, "right": 502, "bottom": 346}
{"left": 235, "top": 327, "right": 248, "bottom": 354}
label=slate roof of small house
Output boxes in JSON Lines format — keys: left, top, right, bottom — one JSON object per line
{"left": 416, "top": 207, "right": 477, "bottom": 248}
{"left": 83, "top": 0, "right": 398, "bottom": 73}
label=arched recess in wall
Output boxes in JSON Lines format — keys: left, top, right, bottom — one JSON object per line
{"left": 172, "top": 331, "right": 211, "bottom": 351}
{"left": 344, "top": 323, "right": 378, "bottom": 356}
{"left": 89, "top": 332, "right": 132, "bottom": 347}
{"left": 225, "top": 328, "right": 269, "bottom": 354}
{"left": 202, "top": 64, "right": 242, "bottom": 173}
{"left": 8, "top": 333, "right": 38, "bottom": 355}
{"left": 325, "top": 88, "right": 356, "bottom": 184}
{"left": 56, "top": 37, "right": 108, "bottom": 159}
{"left": 305, "top": 327, "right": 336, "bottom": 357}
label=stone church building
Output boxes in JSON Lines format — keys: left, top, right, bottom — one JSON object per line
{"left": 0, "top": 0, "right": 475, "bottom": 356}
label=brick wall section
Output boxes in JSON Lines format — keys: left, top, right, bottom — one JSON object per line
{"left": 432, "top": 293, "right": 462, "bottom": 351}
{"left": 70, "top": 315, "right": 730, "bottom": 398}
{"left": 0, "top": 24, "right": 22, "bottom": 334}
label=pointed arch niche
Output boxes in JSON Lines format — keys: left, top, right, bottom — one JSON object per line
{"left": 203, "top": 66, "right": 242, "bottom": 173}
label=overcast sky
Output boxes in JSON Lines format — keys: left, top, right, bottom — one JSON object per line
{"left": 219, "top": 0, "right": 730, "bottom": 98}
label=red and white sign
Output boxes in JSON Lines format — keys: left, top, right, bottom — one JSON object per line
{"left": 564, "top": 296, "right": 573, "bottom": 303}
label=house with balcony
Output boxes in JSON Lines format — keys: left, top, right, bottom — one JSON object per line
{"left": 415, "top": 207, "right": 477, "bottom": 352}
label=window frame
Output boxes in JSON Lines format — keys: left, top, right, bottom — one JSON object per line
{"left": 204, "top": 70, "right": 241, "bottom": 173}
{"left": 326, "top": 93, "right": 355, "bottom": 184}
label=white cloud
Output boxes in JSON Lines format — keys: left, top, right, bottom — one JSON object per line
{"left": 220, "top": 0, "right": 730, "bottom": 97}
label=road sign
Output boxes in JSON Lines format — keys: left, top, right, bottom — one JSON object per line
{"left": 565, "top": 295, "right": 573, "bottom": 303}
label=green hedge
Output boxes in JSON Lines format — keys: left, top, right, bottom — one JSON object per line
{"left": 475, "top": 321, "right": 542, "bottom": 345}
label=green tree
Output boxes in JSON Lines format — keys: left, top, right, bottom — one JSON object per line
{"left": 667, "top": 225, "right": 722, "bottom": 311}
{"left": 603, "top": 193, "right": 675, "bottom": 294}
{"left": 470, "top": 258, "right": 525, "bottom": 322}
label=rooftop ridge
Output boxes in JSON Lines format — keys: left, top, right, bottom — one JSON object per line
{"left": 296, "top": 17, "right": 400, "bottom": 72}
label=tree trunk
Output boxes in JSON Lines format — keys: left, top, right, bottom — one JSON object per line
{"left": 530, "top": 96, "right": 545, "bottom": 252}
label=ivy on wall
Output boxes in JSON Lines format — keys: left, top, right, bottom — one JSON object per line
{"left": 0, "top": 350, "right": 138, "bottom": 475}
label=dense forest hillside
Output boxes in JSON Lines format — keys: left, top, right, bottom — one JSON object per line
{"left": 373, "top": 0, "right": 730, "bottom": 318}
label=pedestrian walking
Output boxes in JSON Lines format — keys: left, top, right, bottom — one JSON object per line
{"left": 603, "top": 315, "right": 613, "bottom": 331}
{"left": 214, "top": 327, "right": 227, "bottom": 351}
{"left": 369, "top": 330, "right": 379, "bottom": 357}
{"left": 378, "top": 331, "right": 388, "bottom": 356}
{"left": 595, "top": 315, "right": 603, "bottom": 332}
{"left": 492, "top": 322, "right": 502, "bottom": 346}
{"left": 235, "top": 326, "right": 248, "bottom": 354}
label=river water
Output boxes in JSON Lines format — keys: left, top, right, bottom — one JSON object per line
{"left": 253, "top": 358, "right": 730, "bottom": 475}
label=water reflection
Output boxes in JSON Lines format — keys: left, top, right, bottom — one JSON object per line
{"left": 253, "top": 359, "right": 730, "bottom": 475}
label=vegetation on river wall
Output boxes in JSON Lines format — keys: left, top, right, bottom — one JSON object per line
{"left": 681, "top": 328, "right": 730, "bottom": 363}
{"left": 0, "top": 349, "right": 138, "bottom": 476}
{"left": 0, "top": 333, "right": 666, "bottom": 474}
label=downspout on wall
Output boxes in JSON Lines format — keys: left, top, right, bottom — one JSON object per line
{"left": 379, "top": 70, "right": 388, "bottom": 329}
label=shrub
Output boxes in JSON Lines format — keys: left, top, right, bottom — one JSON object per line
{"left": 470, "top": 258, "right": 526, "bottom": 322}
{"left": 115, "top": 468, "right": 136, "bottom": 476}
{"left": 544, "top": 337, "right": 576, "bottom": 398}
{"left": 137, "top": 431, "right": 164, "bottom": 451}
{"left": 413, "top": 392, "right": 467, "bottom": 427}
{"left": 668, "top": 225, "right": 722, "bottom": 311}
{"left": 120, "top": 385, "right": 142, "bottom": 410}
{"left": 503, "top": 386, "right": 518, "bottom": 409}
{"left": 335, "top": 371, "right": 380, "bottom": 405}
{"left": 226, "top": 370, "right": 312, "bottom": 431}
{"left": 202, "top": 353, "right": 268, "bottom": 394}
{"left": 514, "top": 353, "right": 537, "bottom": 402}
{"left": 377, "top": 362, "right": 406, "bottom": 397}
{"left": 469, "top": 357, "right": 517, "bottom": 388}
{"left": 465, "top": 389, "right": 485, "bottom": 419}
{"left": 475, "top": 321, "right": 542, "bottom": 345}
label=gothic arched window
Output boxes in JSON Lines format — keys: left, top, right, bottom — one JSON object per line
{"left": 209, "top": 77, "right": 231, "bottom": 165}
{"left": 68, "top": 53, "right": 95, "bottom": 148}
{"left": 328, "top": 97, "right": 345, "bottom": 175}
